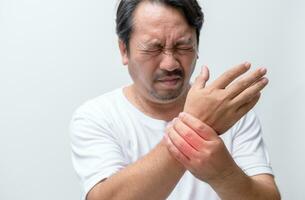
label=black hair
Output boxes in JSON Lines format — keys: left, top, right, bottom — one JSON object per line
{"left": 116, "top": 0, "right": 204, "bottom": 51}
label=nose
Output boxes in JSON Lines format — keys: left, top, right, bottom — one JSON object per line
{"left": 159, "top": 50, "right": 180, "bottom": 71}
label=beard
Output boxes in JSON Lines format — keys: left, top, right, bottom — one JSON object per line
{"left": 149, "top": 68, "right": 186, "bottom": 102}
{"left": 149, "top": 84, "right": 184, "bottom": 101}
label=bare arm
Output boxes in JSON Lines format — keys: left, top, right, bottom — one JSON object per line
{"left": 209, "top": 170, "right": 281, "bottom": 200}
{"left": 87, "top": 140, "right": 185, "bottom": 200}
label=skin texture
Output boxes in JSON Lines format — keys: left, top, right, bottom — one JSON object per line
{"left": 184, "top": 64, "right": 268, "bottom": 134}
{"left": 87, "top": 2, "right": 280, "bottom": 200}
{"left": 165, "top": 112, "right": 281, "bottom": 200}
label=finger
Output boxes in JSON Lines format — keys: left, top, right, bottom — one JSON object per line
{"left": 173, "top": 118, "right": 205, "bottom": 151}
{"left": 167, "top": 125, "right": 198, "bottom": 159}
{"left": 236, "top": 93, "right": 261, "bottom": 118}
{"left": 164, "top": 134, "right": 190, "bottom": 166}
{"left": 211, "top": 62, "right": 251, "bottom": 89}
{"left": 164, "top": 133, "right": 190, "bottom": 167}
{"left": 193, "top": 65, "right": 210, "bottom": 89}
{"left": 231, "top": 77, "right": 268, "bottom": 107}
{"left": 178, "top": 112, "right": 218, "bottom": 140}
{"left": 226, "top": 67, "right": 267, "bottom": 99}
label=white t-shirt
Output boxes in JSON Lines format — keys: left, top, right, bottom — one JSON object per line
{"left": 70, "top": 87, "right": 273, "bottom": 200}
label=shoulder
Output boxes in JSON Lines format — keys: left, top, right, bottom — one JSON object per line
{"left": 70, "top": 88, "right": 126, "bottom": 140}
{"left": 70, "top": 88, "right": 127, "bottom": 134}
{"left": 73, "top": 88, "right": 123, "bottom": 119}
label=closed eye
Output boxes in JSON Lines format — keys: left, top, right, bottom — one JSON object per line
{"left": 175, "top": 46, "right": 195, "bottom": 54}
{"left": 141, "top": 48, "right": 163, "bottom": 55}
{"left": 177, "top": 47, "right": 194, "bottom": 50}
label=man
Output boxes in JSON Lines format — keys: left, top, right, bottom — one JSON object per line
{"left": 70, "top": 0, "right": 281, "bottom": 199}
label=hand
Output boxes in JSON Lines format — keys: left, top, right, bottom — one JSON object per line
{"left": 184, "top": 62, "right": 268, "bottom": 134}
{"left": 165, "top": 112, "right": 239, "bottom": 183}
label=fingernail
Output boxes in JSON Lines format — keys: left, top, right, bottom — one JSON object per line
{"left": 262, "top": 78, "right": 269, "bottom": 84}
{"left": 179, "top": 112, "right": 185, "bottom": 118}
{"left": 260, "top": 68, "right": 267, "bottom": 74}
{"left": 244, "top": 62, "right": 251, "bottom": 69}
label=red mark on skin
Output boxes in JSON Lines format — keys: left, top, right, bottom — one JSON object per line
{"left": 181, "top": 132, "right": 202, "bottom": 151}
{"left": 177, "top": 141, "right": 194, "bottom": 159}
{"left": 183, "top": 133, "right": 193, "bottom": 143}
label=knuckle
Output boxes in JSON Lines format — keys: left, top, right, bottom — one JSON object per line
{"left": 221, "top": 90, "right": 230, "bottom": 100}
{"left": 204, "top": 150, "right": 213, "bottom": 160}
{"left": 242, "top": 92, "right": 253, "bottom": 101}
{"left": 177, "top": 141, "right": 185, "bottom": 150}
{"left": 197, "top": 124, "right": 206, "bottom": 132}
{"left": 241, "top": 79, "right": 250, "bottom": 88}
{"left": 194, "top": 156, "right": 204, "bottom": 166}
{"left": 223, "top": 89, "right": 233, "bottom": 99}
{"left": 203, "top": 87, "right": 213, "bottom": 95}
{"left": 179, "top": 113, "right": 186, "bottom": 122}
{"left": 184, "top": 130, "right": 193, "bottom": 140}
{"left": 226, "top": 70, "right": 236, "bottom": 79}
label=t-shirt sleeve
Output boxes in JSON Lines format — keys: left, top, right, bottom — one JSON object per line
{"left": 70, "top": 103, "right": 128, "bottom": 199}
{"left": 231, "top": 110, "right": 273, "bottom": 177}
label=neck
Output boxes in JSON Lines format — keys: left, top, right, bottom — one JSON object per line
{"left": 123, "top": 85, "right": 189, "bottom": 122}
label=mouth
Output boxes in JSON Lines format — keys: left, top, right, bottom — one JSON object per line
{"left": 156, "top": 76, "right": 182, "bottom": 87}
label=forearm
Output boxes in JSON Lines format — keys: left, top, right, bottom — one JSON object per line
{"left": 87, "top": 140, "right": 186, "bottom": 200}
{"left": 209, "top": 165, "right": 280, "bottom": 200}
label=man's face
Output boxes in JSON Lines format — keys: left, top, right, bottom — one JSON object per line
{"left": 120, "top": 2, "right": 198, "bottom": 103}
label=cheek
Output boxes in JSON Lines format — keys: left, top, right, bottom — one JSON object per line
{"left": 181, "top": 57, "right": 196, "bottom": 78}
{"left": 128, "top": 59, "right": 155, "bottom": 84}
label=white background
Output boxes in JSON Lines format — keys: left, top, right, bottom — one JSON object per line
{"left": 0, "top": 0, "right": 304, "bottom": 199}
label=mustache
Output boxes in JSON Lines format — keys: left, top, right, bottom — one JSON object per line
{"left": 154, "top": 69, "right": 184, "bottom": 81}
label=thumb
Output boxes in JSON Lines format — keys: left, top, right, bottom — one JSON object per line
{"left": 193, "top": 65, "right": 210, "bottom": 89}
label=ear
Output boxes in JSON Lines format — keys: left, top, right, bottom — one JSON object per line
{"left": 118, "top": 39, "right": 129, "bottom": 65}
